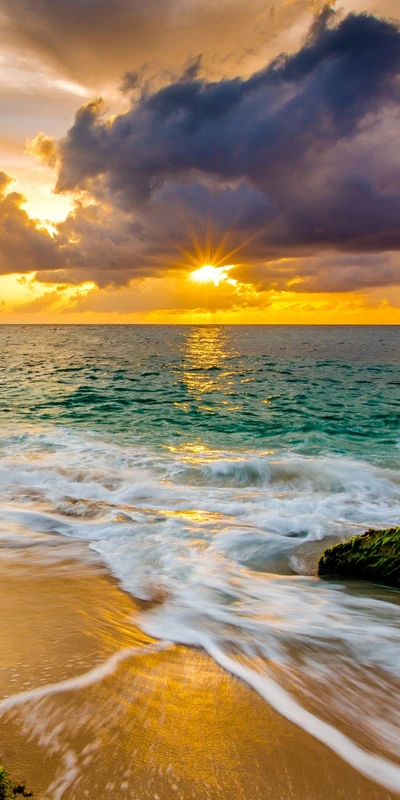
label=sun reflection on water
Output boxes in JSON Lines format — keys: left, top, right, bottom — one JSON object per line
{"left": 180, "top": 327, "right": 239, "bottom": 410}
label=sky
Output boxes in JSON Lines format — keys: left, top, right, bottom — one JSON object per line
{"left": 0, "top": 0, "right": 399, "bottom": 323}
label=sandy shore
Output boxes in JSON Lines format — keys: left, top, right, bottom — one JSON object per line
{"left": 0, "top": 534, "right": 398, "bottom": 800}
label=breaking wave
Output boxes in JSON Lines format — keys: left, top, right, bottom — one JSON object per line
{"left": 1, "top": 426, "right": 400, "bottom": 790}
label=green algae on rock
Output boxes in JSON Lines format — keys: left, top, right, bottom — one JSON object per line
{"left": 318, "top": 527, "right": 400, "bottom": 588}
{"left": 0, "top": 767, "right": 32, "bottom": 799}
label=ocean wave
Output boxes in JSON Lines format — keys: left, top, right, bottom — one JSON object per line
{"left": 1, "top": 426, "right": 400, "bottom": 789}
{"left": 192, "top": 452, "right": 400, "bottom": 491}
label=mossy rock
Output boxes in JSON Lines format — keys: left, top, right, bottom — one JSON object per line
{"left": 318, "top": 527, "right": 400, "bottom": 588}
{"left": 0, "top": 768, "right": 32, "bottom": 799}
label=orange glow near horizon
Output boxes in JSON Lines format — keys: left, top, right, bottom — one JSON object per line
{"left": 0, "top": 270, "right": 399, "bottom": 324}
{"left": 0, "top": 272, "right": 96, "bottom": 315}
{"left": 1, "top": 162, "right": 397, "bottom": 325}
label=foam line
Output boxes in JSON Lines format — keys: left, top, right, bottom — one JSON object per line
{"left": 0, "top": 641, "right": 172, "bottom": 715}
{"left": 205, "top": 640, "right": 400, "bottom": 794}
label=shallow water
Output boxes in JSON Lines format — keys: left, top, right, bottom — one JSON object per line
{"left": 0, "top": 325, "right": 399, "bottom": 791}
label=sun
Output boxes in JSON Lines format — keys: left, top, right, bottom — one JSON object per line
{"left": 190, "top": 264, "right": 236, "bottom": 286}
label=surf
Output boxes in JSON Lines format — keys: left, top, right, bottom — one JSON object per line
{"left": 0, "top": 425, "right": 399, "bottom": 789}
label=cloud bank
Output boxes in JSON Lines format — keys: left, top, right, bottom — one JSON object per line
{"left": 0, "top": 0, "right": 317, "bottom": 86}
{"left": 3, "top": 10, "right": 400, "bottom": 300}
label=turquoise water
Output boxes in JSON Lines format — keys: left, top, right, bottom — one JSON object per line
{"left": 1, "top": 325, "right": 400, "bottom": 791}
{"left": 0, "top": 325, "right": 399, "bottom": 462}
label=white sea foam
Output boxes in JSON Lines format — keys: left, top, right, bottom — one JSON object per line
{"left": 0, "top": 641, "right": 172, "bottom": 800}
{"left": 206, "top": 641, "right": 400, "bottom": 795}
{"left": 0, "top": 642, "right": 172, "bottom": 716}
{"left": 1, "top": 427, "right": 400, "bottom": 790}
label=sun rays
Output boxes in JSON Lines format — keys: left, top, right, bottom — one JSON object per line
{"left": 165, "top": 187, "right": 291, "bottom": 290}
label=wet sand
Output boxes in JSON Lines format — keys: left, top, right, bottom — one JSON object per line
{"left": 0, "top": 536, "right": 398, "bottom": 800}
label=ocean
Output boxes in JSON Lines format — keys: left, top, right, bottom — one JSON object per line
{"left": 0, "top": 324, "right": 399, "bottom": 791}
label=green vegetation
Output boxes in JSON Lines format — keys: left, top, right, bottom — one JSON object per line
{"left": 0, "top": 767, "right": 32, "bottom": 799}
{"left": 318, "top": 527, "right": 400, "bottom": 588}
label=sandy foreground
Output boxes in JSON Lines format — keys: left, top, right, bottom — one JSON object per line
{"left": 0, "top": 534, "right": 398, "bottom": 800}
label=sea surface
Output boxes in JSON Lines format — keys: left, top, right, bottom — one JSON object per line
{"left": 1, "top": 325, "right": 400, "bottom": 791}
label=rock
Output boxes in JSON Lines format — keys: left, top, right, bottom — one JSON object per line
{"left": 0, "top": 767, "right": 32, "bottom": 799}
{"left": 317, "top": 527, "right": 400, "bottom": 588}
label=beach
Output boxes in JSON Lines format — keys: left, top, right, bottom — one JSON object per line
{"left": 0, "top": 325, "right": 399, "bottom": 798}
{"left": 0, "top": 535, "right": 398, "bottom": 800}
{"left": 0, "top": 0, "right": 400, "bottom": 782}
{"left": 1, "top": 0, "right": 400, "bottom": 785}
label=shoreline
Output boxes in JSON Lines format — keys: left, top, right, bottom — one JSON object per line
{"left": 1, "top": 536, "right": 399, "bottom": 800}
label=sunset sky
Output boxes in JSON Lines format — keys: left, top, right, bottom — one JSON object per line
{"left": 0, "top": 0, "right": 399, "bottom": 323}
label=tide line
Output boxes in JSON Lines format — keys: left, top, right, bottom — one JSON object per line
{"left": 0, "top": 641, "right": 172, "bottom": 716}
{"left": 205, "top": 639, "right": 400, "bottom": 794}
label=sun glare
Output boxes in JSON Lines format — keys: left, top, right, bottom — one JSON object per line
{"left": 190, "top": 264, "right": 236, "bottom": 286}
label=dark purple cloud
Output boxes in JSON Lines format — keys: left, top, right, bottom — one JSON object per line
{"left": 2, "top": 9, "right": 400, "bottom": 297}
{"left": 52, "top": 11, "right": 400, "bottom": 270}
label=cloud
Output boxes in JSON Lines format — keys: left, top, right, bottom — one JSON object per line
{"left": 0, "top": 0, "right": 319, "bottom": 87}
{"left": 0, "top": 172, "right": 63, "bottom": 274}
{"left": 25, "top": 132, "right": 58, "bottom": 168}
{"left": 16, "top": 288, "right": 62, "bottom": 313}
{"left": 2, "top": 10, "right": 400, "bottom": 304}
{"left": 56, "top": 11, "right": 400, "bottom": 197}
{"left": 235, "top": 252, "right": 400, "bottom": 293}
{"left": 45, "top": 11, "right": 400, "bottom": 286}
